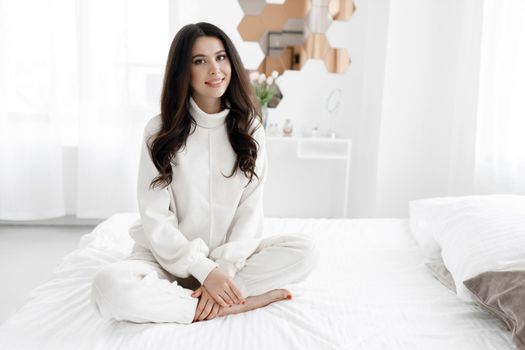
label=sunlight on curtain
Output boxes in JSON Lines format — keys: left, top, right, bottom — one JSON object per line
{"left": 475, "top": 0, "right": 525, "bottom": 193}
{"left": 76, "top": 0, "right": 169, "bottom": 218}
{"left": 0, "top": 0, "right": 68, "bottom": 219}
{"left": 0, "top": 0, "right": 169, "bottom": 219}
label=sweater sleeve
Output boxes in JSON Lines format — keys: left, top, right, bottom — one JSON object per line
{"left": 209, "top": 123, "right": 267, "bottom": 277}
{"left": 133, "top": 117, "right": 218, "bottom": 284}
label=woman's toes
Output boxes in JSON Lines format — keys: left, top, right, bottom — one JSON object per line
{"left": 271, "top": 289, "right": 291, "bottom": 301}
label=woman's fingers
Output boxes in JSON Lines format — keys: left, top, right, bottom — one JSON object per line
{"left": 220, "top": 289, "right": 235, "bottom": 306}
{"left": 198, "top": 300, "right": 214, "bottom": 321}
{"left": 228, "top": 281, "right": 245, "bottom": 304}
{"left": 209, "top": 291, "right": 229, "bottom": 307}
{"left": 193, "top": 298, "right": 205, "bottom": 322}
{"left": 202, "top": 268, "right": 246, "bottom": 306}
{"left": 206, "top": 303, "right": 221, "bottom": 320}
{"left": 191, "top": 286, "right": 202, "bottom": 298}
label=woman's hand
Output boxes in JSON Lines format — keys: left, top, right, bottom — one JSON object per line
{"left": 191, "top": 286, "right": 222, "bottom": 322}
{"left": 202, "top": 267, "right": 245, "bottom": 307}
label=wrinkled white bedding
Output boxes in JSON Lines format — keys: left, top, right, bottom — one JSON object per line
{"left": 0, "top": 214, "right": 516, "bottom": 349}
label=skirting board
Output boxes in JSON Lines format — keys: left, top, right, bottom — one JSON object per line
{"left": 0, "top": 215, "right": 103, "bottom": 227}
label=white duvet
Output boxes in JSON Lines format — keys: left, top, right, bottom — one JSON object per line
{"left": 0, "top": 214, "right": 516, "bottom": 350}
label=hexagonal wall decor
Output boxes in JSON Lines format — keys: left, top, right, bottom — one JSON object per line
{"left": 238, "top": 16, "right": 266, "bottom": 41}
{"left": 283, "top": 0, "right": 311, "bottom": 19}
{"left": 257, "top": 55, "right": 287, "bottom": 75}
{"left": 324, "top": 47, "right": 350, "bottom": 74}
{"left": 239, "top": 0, "right": 266, "bottom": 15}
{"left": 329, "top": 0, "right": 356, "bottom": 20}
{"left": 260, "top": 4, "right": 289, "bottom": 31}
{"left": 304, "top": 33, "right": 330, "bottom": 59}
{"left": 305, "top": 3, "right": 332, "bottom": 33}
{"left": 237, "top": 0, "right": 356, "bottom": 75}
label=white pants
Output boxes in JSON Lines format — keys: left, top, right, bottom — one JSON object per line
{"left": 91, "top": 234, "right": 319, "bottom": 324}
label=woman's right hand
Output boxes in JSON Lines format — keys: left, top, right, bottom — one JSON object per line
{"left": 202, "top": 267, "right": 245, "bottom": 307}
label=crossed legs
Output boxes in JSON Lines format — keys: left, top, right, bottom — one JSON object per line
{"left": 91, "top": 234, "right": 319, "bottom": 324}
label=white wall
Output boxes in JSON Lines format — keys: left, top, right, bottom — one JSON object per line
{"left": 258, "top": 0, "right": 392, "bottom": 218}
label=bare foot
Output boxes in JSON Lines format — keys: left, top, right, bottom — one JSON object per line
{"left": 216, "top": 289, "right": 292, "bottom": 318}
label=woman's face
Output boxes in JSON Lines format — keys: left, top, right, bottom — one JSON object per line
{"left": 190, "top": 36, "right": 232, "bottom": 107}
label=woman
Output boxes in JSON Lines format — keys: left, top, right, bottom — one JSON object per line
{"left": 91, "top": 22, "right": 318, "bottom": 324}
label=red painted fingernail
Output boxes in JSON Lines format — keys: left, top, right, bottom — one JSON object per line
{"left": 286, "top": 294, "right": 292, "bottom": 300}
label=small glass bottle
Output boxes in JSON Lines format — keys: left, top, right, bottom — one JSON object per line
{"left": 282, "top": 119, "right": 293, "bottom": 137}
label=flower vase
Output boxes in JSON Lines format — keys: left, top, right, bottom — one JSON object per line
{"left": 261, "top": 104, "right": 269, "bottom": 129}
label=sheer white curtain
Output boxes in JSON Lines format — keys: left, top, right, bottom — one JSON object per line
{"left": 474, "top": 0, "right": 525, "bottom": 194}
{"left": 0, "top": 0, "right": 67, "bottom": 219}
{"left": 75, "top": 0, "right": 169, "bottom": 218}
{"left": 0, "top": 0, "right": 169, "bottom": 220}
{"left": 368, "top": 0, "right": 525, "bottom": 217}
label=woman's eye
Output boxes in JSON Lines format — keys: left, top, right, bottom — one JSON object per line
{"left": 194, "top": 59, "right": 205, "bottom": 65}
{"left": 217, "top": 54, "right": 227, "bottom": 61}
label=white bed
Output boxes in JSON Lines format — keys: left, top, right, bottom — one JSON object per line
{"left": 0, "top": 213, "right": 516, "bottom": 350}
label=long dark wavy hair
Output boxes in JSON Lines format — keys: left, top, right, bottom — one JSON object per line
{"left": 149, "top": 22, "right": 261, "bottom": 190}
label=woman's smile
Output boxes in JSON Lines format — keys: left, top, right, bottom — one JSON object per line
{"left": 205, "top": 77, "right": 225, "bottom": 88}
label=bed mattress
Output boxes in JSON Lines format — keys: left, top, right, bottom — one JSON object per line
{"left": 0, "top": 214, "right": 516, "bottom": 349}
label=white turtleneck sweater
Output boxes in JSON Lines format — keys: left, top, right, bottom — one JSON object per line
{"left": 129, "top": 97, "right": 267, "bottom": 285}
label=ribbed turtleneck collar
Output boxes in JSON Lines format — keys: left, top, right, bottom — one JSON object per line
{"left": 189, "top": 97, "right": 229, "bottom": 129}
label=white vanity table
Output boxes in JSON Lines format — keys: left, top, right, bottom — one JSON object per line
{"left": 265, "top": 135, "right": 351, "bottom": 218}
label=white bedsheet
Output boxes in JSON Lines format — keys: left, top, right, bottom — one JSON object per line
{"left": 0, "top": 214, "right": 516, "bottom": 350}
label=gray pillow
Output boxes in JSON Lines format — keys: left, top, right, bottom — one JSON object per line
{"left": 426, "top": 260, "right": 456, "bottom": 293}
{"left": 463, "top": 271, "right": 525, "bottom": 350}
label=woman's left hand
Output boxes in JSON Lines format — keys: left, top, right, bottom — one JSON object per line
{"left": 191, "top": 286, "right": 222, "bottom": 322}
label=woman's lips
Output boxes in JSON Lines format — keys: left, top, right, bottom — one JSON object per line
{"left": 205, "top": 77, "right": 224, "bottom": 88}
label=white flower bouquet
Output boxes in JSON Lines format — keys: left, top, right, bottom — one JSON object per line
{"left": 249, "top": 70, "right": 280, "bottom": 108}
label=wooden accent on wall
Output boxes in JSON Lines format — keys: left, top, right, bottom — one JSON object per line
{"left": 237, "top": 0, "right": 355, "bottom": 75}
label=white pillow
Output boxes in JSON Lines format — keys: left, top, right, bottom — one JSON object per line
{"left": 409, "top": 194, "right": 525, "bottom": 257}
{"left": 427, "top": 194, "right": 525, "bottom": 301}
{"left": 409, "top": 196, "right": 463, "bottom": 261}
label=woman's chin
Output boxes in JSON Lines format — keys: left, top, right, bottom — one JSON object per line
{"left": 206, "top": 90, "right": 227, "bottom": 99}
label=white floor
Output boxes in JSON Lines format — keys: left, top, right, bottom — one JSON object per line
{"left": 0, "top": 225, "right": 94, "bottom": 325}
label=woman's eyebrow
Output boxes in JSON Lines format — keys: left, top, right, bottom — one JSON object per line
{"left": 192, "top": 50, "right": 226, "bottom": 59}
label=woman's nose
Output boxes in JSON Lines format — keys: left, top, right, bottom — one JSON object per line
{"left": 209, "top": 62, "right": 220, "bottom": 75}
